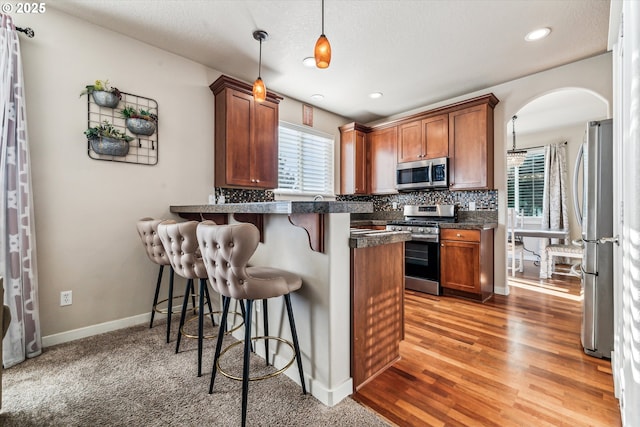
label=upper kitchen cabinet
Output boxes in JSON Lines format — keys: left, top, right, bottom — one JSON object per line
{"left": 340, "top": 122, "right": 370, "bottom": 195}
{"left": 210, "top": 75, "right": 282, "bottom": 189}
{"left": 368, "top": 127, "right": 398, "bottom": 194}
{"left": 448, "top": 94, "right": 498, "bottom": 190}
{"left": 397, "top": 114, "right": 448, "bottom": 163}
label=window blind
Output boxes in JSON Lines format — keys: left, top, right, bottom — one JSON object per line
{"left": 507, "top": 148, "right": 545, "bottom": 216}
{"left": 278, "top": 122, "right": 334, "bottom": 195}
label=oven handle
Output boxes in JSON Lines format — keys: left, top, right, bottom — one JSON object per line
{"left": 409, "top": 234, "right": 439, "bottom": 243}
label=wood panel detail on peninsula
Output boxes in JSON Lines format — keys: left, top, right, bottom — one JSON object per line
{"left": 170, "top": 202, "right": 373, "bottom": 253}
{"left": 351, "top": 240, "right": 405, "bottom": 391}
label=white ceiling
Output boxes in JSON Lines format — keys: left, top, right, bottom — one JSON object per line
{"left": 50, "top": 0, "right": 611, "bottom": 124}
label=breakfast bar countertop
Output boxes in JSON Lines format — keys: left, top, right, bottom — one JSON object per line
{"left": 170, "top": 201, "right": 373, "bottom": 215}
{"left": 349, "top": 229, "right": 412, "bottom": 248}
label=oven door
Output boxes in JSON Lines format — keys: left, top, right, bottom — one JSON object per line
{"left": 405, "top": 235, "right": 440, "bottom": 295}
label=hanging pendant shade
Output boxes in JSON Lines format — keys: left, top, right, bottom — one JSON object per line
{"left": 252, "top": 30, "right": 268, "bottom": 103}
{"left": 252, "top": 77, "right": 266, "bottom": 103}
{"left": 314, "top": 0, "right": 331, "bottom": 68}
{"left": 314, "top": 34, "right": 331, "bottom": 68}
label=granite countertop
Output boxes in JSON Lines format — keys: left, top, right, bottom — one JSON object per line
{"left": 171, "top": 201, "right": 373, "bottom": 215}
{"left": 439, "top": 221, "right": 498, "bottom": 230}
{"left": 350, "top": 219, "right": 389, "bottom": 227}
{"left": 349, "top": 229, "right": 412, "bottom": 249}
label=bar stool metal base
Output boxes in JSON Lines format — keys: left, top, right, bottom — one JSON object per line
{"left": 180, "top": 310, "right": 243, "bottom": 339}
{"left": 216, "top": 336, "right": 296, "bottom": 382}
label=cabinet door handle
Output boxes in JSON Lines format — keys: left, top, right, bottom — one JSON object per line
{"left": 441, "top": 244, "right": 444, "bottom": 247}
{"left": 456, "top": 233, "right": 462, "bottom": 237}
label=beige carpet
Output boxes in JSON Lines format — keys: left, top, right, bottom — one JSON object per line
{"left": 0, "top": 318, "right": 390, "bottom": 426}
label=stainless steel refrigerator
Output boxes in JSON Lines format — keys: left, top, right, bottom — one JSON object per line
{"left": 573, "top": 118, "right": 614, "bottom": 359}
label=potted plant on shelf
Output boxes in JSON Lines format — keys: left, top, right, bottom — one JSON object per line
{"left": 80, "top": 79, "right": 122, "bottom": 108}
{"left": 120, "top": 106, "right": 157, "bottom": 136}
{"left": 84, "top": 120, "right": 133, "bottom": 157}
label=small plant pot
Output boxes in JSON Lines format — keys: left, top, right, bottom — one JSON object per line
{"left": 89, "top": 136, "right": 130, "bottom": 157}
{"left": 126, "top": 118, "right": 156, "bottom": 136}
{"left": 91, "top": 91, "right": 120, "bottom": 108}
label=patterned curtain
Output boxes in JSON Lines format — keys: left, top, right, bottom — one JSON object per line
{"left": 1, "top": 13, "right": 42, "bottom": 368}
{"left": 541, "top": 142, "right": 569, "bottom": 245}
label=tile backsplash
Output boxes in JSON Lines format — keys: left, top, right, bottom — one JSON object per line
{"left": 214, "top": 187, "right": 497, "bottom": 213}
{"left": 337, "top": 189, "right": 497, "bottom": 212}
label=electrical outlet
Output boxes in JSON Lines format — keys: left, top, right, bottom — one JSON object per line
{"left": 60, "top": 290, "right": 72, "bottom": 306}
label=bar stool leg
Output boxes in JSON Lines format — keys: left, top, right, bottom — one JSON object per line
{"left": 284, "top": 294, "right": 306, "bottom": 394}
{"left": 176, "top": 279, "right": 193, "bottom": 354}
{"left": 150, "top": 265, "right": 163, "bottom": 329}
{"left": 166, "top": 267, "right": 175, "bottom": 343}
{"left": 210, "top": 296, "right": 231, "bottom": 394}
{"left": 202, "top": 282, "right": 217, "bottom": 327}
{"left": 198, "top": 278, "right": 206, "bottom": 377}
{"left": 241, "top": 299, "right": 254, "bottom": 427}
{"left": 263, "top": 299, "right": 269, "bottom": 365}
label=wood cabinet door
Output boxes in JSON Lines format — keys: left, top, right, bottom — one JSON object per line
{"left": 369, "top": 127, "right": 398, "bottom": 194}
{"left": 440, "top": 239, "right": 480, "bottom": 293}
{"left": 340, "top": 129, "right": 367, "bottom": 194}
{"left": 225, "top": 89, "right": 253, "bottom": 186}
{"left": 252, "top": 99, "right": 279, "bottom": 188}
{"left": 448, "top": 104, "right": 493, "bottom": 190}
{"left": 397, "top": 120, "right": 423, "bottom": 163}
{"left": 422, "top": 114, "right": 449, "bottom": 159}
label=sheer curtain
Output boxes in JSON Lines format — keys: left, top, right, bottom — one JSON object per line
{"left": 1, "top": 13, "right": 42, "bottom": 368}
{"left": 541, "top": 142, "right": 569, "bottom": 245}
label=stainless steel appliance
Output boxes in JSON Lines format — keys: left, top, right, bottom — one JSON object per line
{"left": 573, "top": 118, "right": 615, "bottom": 359}
{"left": 386, "top": 204, "right": 456, "bottom": 295}
{"left": 396, "top": 157, "right": 448, "bottom": 191}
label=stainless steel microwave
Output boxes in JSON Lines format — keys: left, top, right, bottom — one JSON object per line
{"left": 396, "top": 157, "right": 448, "bottom": 191}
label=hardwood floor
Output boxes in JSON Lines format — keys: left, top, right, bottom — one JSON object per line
{"left": 353, "top": 262, "right": 621, "bottom": 426}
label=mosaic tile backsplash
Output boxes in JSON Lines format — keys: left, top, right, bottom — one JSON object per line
{"left": 215, "top": 187, "right": 497, "bottom": 213}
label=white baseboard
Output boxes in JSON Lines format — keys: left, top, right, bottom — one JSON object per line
{"left": 42, "top": 312, "right": 157, "bottom": 348}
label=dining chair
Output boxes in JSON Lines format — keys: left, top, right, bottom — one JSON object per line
{"left": 196, "top": 221, "right": 306, "bottom": 427}
{"left": 507, "top": 208, "right": 524, "bottom": 276}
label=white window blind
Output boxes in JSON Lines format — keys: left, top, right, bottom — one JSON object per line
{"left": 278, "top": 122, "right": 334, "bottom": 195}
{"left": 507, "top": 148, "right": 545, "bottom": 216}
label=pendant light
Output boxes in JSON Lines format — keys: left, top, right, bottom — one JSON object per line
{"left": 507, "top": 115, "right": 527, "bottom": 168}
{"left": 314, "top": 0, "right": 331, "bottom": 68}
{"left": 252, "top": 30, "right": 268, "bottom": 103}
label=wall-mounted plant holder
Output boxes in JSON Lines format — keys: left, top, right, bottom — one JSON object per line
{"left": 86, "top": 91, "right": 158, "bottom": 165}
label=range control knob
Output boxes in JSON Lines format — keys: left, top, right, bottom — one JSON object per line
{"left": 407, "top": 227, "right": 413, "bottom": 232}
{"left": 418, "top": 228, "right": 424, "bottom": 233}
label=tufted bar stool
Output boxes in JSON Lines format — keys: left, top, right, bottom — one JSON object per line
{"left": 136, "top": 217, "right": 182, "bottom": 344}
{"left": 196, "top": 221, "right": 306, "bottom": 427}
{"left": 157, "top": 220, "right": 220, "bottom": 377}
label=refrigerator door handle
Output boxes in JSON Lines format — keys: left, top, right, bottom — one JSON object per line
{"left": 598, "top": 235, "right": 620, "bottom": 245}
{"left": 573, "top": 143, "right": 584, "bottom": 227}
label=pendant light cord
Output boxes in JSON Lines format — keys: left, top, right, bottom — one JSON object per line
{"left": 512, "top": 115, "right": 518, "bottom": 150}
{"left": 258, "top": 39, "right": 262, "bottom": 78}
{"left": 321, "top": 0, "right": 325, "bottom": 35}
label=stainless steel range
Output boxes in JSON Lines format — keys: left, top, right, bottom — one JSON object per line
{"left": 386, "top": 204, "right": 457, "bottom": 295}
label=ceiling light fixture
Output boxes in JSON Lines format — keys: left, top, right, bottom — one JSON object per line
{"left": 311, "top": 94, "right": 324, "bottom": 100}
{"left": 314, "top": 0, "right": 331, "bottom": 68}
{"left": 252, "top": 30, "right": 268, "bottom": 103}
{"left": 507, "top": 115, "right": 527, "bottom": 168}
{"left": 303, "top": 57, "right": 316, "bottom": 67}
{"left": 369, "top": 92, "right": 383, "bottom": 99}
{"left": 525, "top": 27, "right": 551, "bottom": 42}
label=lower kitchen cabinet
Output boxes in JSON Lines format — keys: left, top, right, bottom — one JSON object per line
{"left": 440, "top": 228, "right": 494, "bottom": 302}
{"left": 351, "top": 241, "right": 404, "bottom": 391}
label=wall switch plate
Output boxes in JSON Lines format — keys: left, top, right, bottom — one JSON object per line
{"left": 60, "top": 290, "right": 72, "bottom": 306}
{"left": 469, "top": 201, "right": 476, "bottom": 211}
{"left": 392, "top": 202, "right": 398, "bottom": 209}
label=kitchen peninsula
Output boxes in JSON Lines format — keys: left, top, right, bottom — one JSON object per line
{"left": 169, "top": 201, "right": 408, "bottom": 405}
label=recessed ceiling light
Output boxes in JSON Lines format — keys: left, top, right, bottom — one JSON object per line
{"left": 303, "top": 57, "right": 316, "bottom": 67}
{"left": 311, "top": 94, "right": 324, "bottom": 100}
{"left": 525, "top": 27, "right": 551, "bottom": 42}
{"left": 369, "top": 92, "right": 383, "bottom": 99}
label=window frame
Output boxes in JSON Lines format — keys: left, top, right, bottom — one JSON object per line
{"left": 507, "top": 147, "right": 546, "bottom": 218}
{"left": 275, "top": 121, "right": 335, "bottom": 197}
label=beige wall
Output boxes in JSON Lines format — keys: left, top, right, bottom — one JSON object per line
{"left": 16, "top": 9, "right": 349, "bottom": 338}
